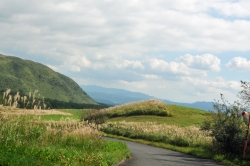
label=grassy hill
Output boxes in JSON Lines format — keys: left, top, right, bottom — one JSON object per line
{"left": 104, "top": 99, "right": 212, "bottom": 127}
{"left": 0, "top": 54, "right": 97, "bottom": 105}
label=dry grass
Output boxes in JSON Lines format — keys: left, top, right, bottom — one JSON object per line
{"left": 43, "top": 118, "right": 100, "bottom": 137}
{"left": 102, "top": 121, "right": 212, "bottom": 147}
{"left": 0, "top": 107, "right": 72, "bottom": 115}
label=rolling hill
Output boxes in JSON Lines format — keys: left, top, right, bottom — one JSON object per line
{"left": 81, "top": 85, "right": 215, "bottom": 111}
{"left": 0, "top": 54, "right": 97, "bottom": 105}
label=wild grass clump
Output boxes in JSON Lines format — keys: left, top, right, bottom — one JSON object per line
{"left": 1, "top": 88, "right": 47, "bottom": 109}
{"left": 103, "top": 99, "right": 173, "bottom": 118}
{"left": 101, "top": 121, "right": 211, "bottom": 147}
{"left": 0, "top": 114, "right": 130, "bottom": 166}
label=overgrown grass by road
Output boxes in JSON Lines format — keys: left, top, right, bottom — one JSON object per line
{"left": 102, "top": 121, "right": 211, "bottom": 147}
{"left": 0, "top": 109, "right": 130, "bottom": 166}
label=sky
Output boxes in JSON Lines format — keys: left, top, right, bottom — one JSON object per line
{"left": 0, "top": 0, "right": 250, "bottom": 103}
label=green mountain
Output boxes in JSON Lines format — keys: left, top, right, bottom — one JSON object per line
{"left": 0, "top": 54, "right": 97, "bottom": 105}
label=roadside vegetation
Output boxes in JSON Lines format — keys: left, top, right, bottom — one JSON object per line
{"left": 0, "top": 109, "right": 130, "bottom": 166}
{"left": 102, "top": 121, "right": 210, "bottom": 147}
{"left": 101, "top": 98, "right": 250, "bottom": 166}
{"left": 79, "top": 81, "right": 250, "bottom": 166}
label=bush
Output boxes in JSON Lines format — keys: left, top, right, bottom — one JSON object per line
{"left": 208, "top": 95, "right": 247, "bottom": 155}
{"left": 81, "top": 109, "right": 107, "bottom": 128}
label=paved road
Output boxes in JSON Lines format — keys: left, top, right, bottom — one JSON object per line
{"left": 104, "top": 137, "right": 226, "bottom": 166}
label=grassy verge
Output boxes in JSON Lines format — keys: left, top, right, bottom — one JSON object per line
{"left": 0, "top": 113, "right": 130, "bottom": 166}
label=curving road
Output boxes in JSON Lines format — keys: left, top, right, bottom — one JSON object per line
{"left": 104, "top": 137, "right": 226, "bottom": 166}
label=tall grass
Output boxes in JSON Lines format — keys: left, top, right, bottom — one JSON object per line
{"left": 0, "top": 114, "right": 130, "bottom": 165}
{"left": 101, "top": 121, "right": 211, "bottom": 147}
{"left": 1, "top": 88, "right": 46, "bottom": 109}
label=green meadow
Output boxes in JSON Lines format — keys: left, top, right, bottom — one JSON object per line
{"left": 107, "top": 104, "right": 211, "bottom": 127}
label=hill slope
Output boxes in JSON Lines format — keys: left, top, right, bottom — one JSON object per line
{"left": 0, "top": 54, "right": 97, "bottom": 104}
{"left": 81, "top": 85, "right": 214, "bottom": 111}
{"left": 104, "top": 99, "right": 212, "bottom": 126}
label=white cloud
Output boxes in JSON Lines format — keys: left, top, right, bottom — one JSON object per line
{"left": 117, "top": 60, "right": 144, "bottom": 69}
{"left": 178, "top": 54, "right": 221, "bottom": 72}
{"left": 145, "top": 58, "right": 207, "bottom": 77}
{"left": 141, "top": 74, "right": 160, "bottom": 79}
{"left": 80, "top": 56, "right": 92, "bottom": 67}
{"left": 211, "top": 0, "right": 250, "bottom": 17}
{"left": 1, "top": 0, "right": 250, "bottom": 61}
{"left": 1, "top": 0, "right": 250, "bottom": 103}
{"left": 70, "top": 65, "right": 81, "bottom": 72}
{"left": 118, "top": 80, "right": 148, "bottom": 89}
{"left": 181, "top": 77, "right": 241, "bottom": 91}
{"left": 226, "top": 57, "right": 250, "bottom": 72}
{"left": 46, "top": 64, "right": 58, "bottom": 71}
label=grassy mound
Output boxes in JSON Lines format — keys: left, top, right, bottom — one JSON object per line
{"left": 104, "top": 99, "right": 172, "bottom": 118}
{"left": 107, "top": 103, "right": 212, "bottom": 127}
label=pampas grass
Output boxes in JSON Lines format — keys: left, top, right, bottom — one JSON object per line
{"left": 102, "top": 121, "right": 211, "bottom": 147}
{"left": 1, "top": 88, "right": 47, "bottom": 110}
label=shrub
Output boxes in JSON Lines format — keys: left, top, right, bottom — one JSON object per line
{"left": 208, "top": 94, "right": 246, "bottom": 155}
{"left": 80, "top": 109, "right": 107, "bottom": 128}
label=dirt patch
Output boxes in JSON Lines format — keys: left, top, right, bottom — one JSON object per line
{"left": 0, "top": 108, "right": 72, "bottom": 116}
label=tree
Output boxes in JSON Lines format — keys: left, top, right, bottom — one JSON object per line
{"left": 210, "top": 94, "right": 246, "bottom": 155}
{"left": 201, "top": 84, "right": 249, "bottom": 156}
{"left": 238, "top": 80, "right": 250, "bottom": 107}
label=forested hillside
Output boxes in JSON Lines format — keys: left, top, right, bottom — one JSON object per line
{"left": 0, "top": 54, "right": 97, "bottom": 106}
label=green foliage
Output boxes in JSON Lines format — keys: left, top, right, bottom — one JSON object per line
{"left": 207, "top": 95, "right": 247, "bottom": 156}
{"left": 0, "top": 54, "right": 97, "bottom": 105}
{"left": 81, "top": 109, "right": 107, "bottom": 126}
{"left": 238, "top": 80, "right": 250, "bottom": 107}
{"left": 0, "top": 114, "right": 130, "bottom": 165}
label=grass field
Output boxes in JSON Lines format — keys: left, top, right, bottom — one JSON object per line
{"left": 107, "top": 104, "right": 212, "bottom": 127}
{"left": 0, "top": 108, "right": 130, "bottom": 166}
{"left": 39, "top": 109, "right": 86, "bottom": 120}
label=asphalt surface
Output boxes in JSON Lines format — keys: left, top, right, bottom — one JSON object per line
{"left": 104, "top": 137, "right": 226, "bottom": 166}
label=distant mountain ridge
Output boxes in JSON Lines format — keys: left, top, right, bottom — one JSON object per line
{"left": 81, "top": 85, "right": 215, "bottom": 111}
{"left": 0, "top": 54, "right": 97, "bottom": 105}
{"left": 81, "top": 85, "right": 156, "bottom": 105}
